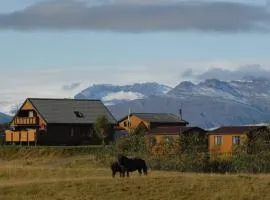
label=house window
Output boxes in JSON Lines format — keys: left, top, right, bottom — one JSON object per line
{"left": 214, "top": 136, "right": 223, "bottom": 145}
{"left": 74, "top": 111, "right": 84, "bottom": 118}
{"left": 123, "top": 122, "right": 127, "bottom": 127}
{"left": 70, "top": 128, "right": 74, "bottom": 137}
{"left": 29, "top": 111, "right": 34, "bottom": 117}
{"left": 232, "top": 136, "right": 240, "bottom": 145}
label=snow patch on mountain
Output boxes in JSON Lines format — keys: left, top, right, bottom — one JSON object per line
{"left": 109, "top": 77, "right": 270, "bottom": 128}
{"left": 102, "top": 91, "right": 145, "bottom": 102}
{"left": 75, "top": 82, "right": 171, "bottom": 105}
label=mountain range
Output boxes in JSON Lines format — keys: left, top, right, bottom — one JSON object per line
{"left": 76, "top": 77, "right": 270, "bottom": 129}
{"left": 1, "top": 77, "right": 270, "bottom": 129}
{"left": 75, "top": 82, "right": 171, "bottom": 105}
{"left": 0, "top": 112, "right": 11, "bottom": 124}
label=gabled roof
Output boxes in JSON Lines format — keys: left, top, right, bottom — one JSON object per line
{"left": 27, "top": 98, "right": 117, "bottom": 124}
{"left": 150, "top": 126, "right": 205, "bottom": 135}
{"left": 208, "top": 126, "right": 268, "bottom": 135}
{"left": 119, "top": 113, "right": 189, "bottom": 124}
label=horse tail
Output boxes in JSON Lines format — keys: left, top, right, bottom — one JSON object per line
{"left": 142, "top": 160, "right": 148, "bottom": 175}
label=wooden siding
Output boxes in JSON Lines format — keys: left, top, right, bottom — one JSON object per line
{"left": 10, "top": 99, "right": 47, "bottom": 127}
{"left": 21, "top": 100, "right": 34, "bottom": 110}
{"left": 14, "top": 117, "right": 38, "bottom": 125}
{"left": 37, "top": 124, "right": 114, "bottom": 145}
{"left": 208, "top": 134, "right": 246, "bottom": 154}
{"left": 5, "top": 130, "right": 37, "bottom": 143}
{"left": 118, "top": 115, "right": 150, "bottom": 131}
{"left": 118, "top": 115, "right": 187, "bottom": 132}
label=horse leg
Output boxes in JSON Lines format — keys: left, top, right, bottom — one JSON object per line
{"left": 138, "top": 169, "right": 142, "bottom": 176}
{"left": 126, "top": 171, "right": 129, "bottom": 177}
{"left": 143, "top": 162, "right": 148, "bottom": 176}
{"left": 112, "top": 171, "right": 116, "bottom": 178}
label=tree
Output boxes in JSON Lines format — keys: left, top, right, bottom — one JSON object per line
{"left": 133, "top": 123, "right": 147, "bottom": 136}
{"left": 94, "top": 115, "right": 110, "bottom": 146}
{"left": 179, "top": 132, "right": 208, "bottom": 154}
{"left": 244, "top": 127, "right": 270, "bottom": 154}
{"left": 116, "top": 123, "right": 149, "bottom": 155}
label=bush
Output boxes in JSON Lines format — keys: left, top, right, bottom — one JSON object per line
{"left": 115, "top": 134, "right": 148, "bottom": 157}
{"left": 230, "top": 152, "right": 270, "bottom": 173}
{"left": 146, "top": 155, "right": 183, "bottom": 171}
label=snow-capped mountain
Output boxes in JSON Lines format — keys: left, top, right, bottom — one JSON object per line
{"left": 74, "top": 82, "right": 172, "bottom": 105}
{"left": 108, "top": 77, "right": 270, "bottom": 128}
{"left": 2, "top": 77, "right": 270, "bottom": 128}
{"left": 167, "top": 77, "right": 270, "bottom": 103}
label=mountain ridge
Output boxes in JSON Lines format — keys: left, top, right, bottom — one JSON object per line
{"left": 74, "top": 82, "right": 171, "bottom": 105}
{"left": 0, "top": 112, "right": 12, "bottom": 124}
{"left": 107, "top": 77, "right": 270, "bottom": 128}
{"left": 2, "top": 77, "right": 270, "bottom": 128}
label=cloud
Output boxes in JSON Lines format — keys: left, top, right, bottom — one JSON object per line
{"left": 0, "top": 0, "right": 270, "bottom": 32}
{"left": 62, "top": 82, "right": 81, "bottom": 91}
{"left": 1, "top": 60, "right": 270, "bottom": 114}
{"left": 0, "top": 65, "right": 178, "bottom": 114}
{"left": 191, "top": 64, "right": 270, "bottom": 81}
{"left": 181, "top": 68, "right": 193, "bottom": 77}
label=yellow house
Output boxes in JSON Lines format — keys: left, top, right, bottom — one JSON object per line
{"left": 118, "top": 113, "right": 189, "bottom": 132}
{"left": 208, "top": 126, "right": 268, "bottom": 155}
{"left": 117, "top": 113, "right": 190, "bottom": 142}
{"left": 150, "top": 126, "right": 206, "bottom": 144}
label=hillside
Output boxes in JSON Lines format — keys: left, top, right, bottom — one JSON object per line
{"left": 108, "top": 95, "right": 270, "bottom": 128}
{"left": 74, "top": 82, "right": 171, "bottom": 105}
{"left": 108, "top": 77, "right": 270, "bottom": 128}
{"left": 2, "top": 77, "right": 270, "bottom": 129}
{"left": 0, "top": 112, "right": 11, "bottom": 124}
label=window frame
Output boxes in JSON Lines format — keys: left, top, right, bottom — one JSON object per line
{"left": 232, "top": 135, "right": 240, "bottom": 145}
{"left": 214, "top": 135, "right": 223, "bottom": 145}
{"left": 70, "top": 128, "right": 74, "bottom": 137}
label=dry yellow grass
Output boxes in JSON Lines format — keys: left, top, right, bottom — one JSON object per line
{"left": 1, "top": 155, "right": 270, "bottom": 200}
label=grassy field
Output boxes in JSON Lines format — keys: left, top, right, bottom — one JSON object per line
{"left": 1, "top": 150, "right": 270, "bottom": 199}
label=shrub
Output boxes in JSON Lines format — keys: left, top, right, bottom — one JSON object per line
{"left": 115, "top": 134, "right": 148, "bottom": 157}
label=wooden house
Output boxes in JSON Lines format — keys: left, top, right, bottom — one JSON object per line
{"left": 208, "top": 126, "right": 270, "bottom": 155}
{"left": 5, "top": 98, "right": 117, "bottom": 145}
{"left": 150, "top": 126, "right": 206, "bottom": 145}
{"left": 118, "top": 113, "right": 189, "bottom": 132}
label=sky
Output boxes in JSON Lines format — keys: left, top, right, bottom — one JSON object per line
{"left": 1, "top": 0, "right": 270, "bottom": 113}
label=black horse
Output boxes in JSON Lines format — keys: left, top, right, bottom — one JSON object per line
{"left": 118, "top": 155, "right": 148, "bottom": 177}
{"left": 111, "top": 161, "right": 125, "bottom": 177}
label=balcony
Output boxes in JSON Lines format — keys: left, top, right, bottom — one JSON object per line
{"left": 5, "top": 130, "right": 37, "bottom": 143}
{"left": 14, "top": 117, "right": 39, "bottom": 125}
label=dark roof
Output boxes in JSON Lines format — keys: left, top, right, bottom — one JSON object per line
{"left": 119, "top": 113, "right": 188, "bottom": 124}
{"left": 208, "top": 126, "right": 268, "bottom": 135}
{"left": 27, "top": 98, "right": 117, "bottom": 124}
{"left": 150, "top": 126, "right": 204, "bottom": 135}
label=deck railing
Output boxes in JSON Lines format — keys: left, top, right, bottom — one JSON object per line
{"left": 14, "top": 117, "right": 38, "bottom": 125}
{"left": 5, "top": 130, "right": 37, "bottom": 143}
